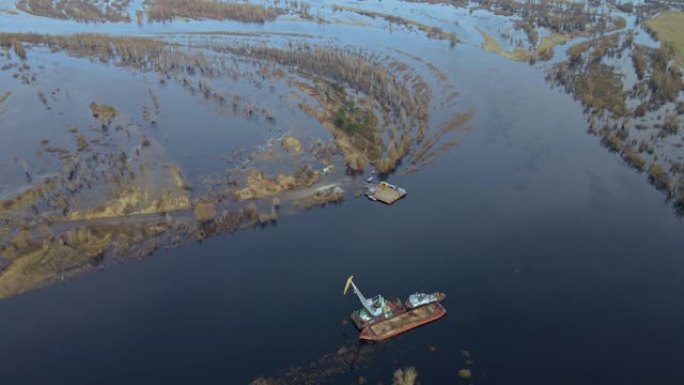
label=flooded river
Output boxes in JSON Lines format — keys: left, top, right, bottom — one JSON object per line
{"left": 1, "top": 0, "right": 684, "bottom": 384}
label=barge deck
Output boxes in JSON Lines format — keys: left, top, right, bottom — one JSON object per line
{"left": 359, "top": 303, "right": 446, "bottom": 341}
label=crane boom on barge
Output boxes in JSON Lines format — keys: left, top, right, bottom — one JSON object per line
{"left": 343, "top": 275, "right": 447, "bottom": 341}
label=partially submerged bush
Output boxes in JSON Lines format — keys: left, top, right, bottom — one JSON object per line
{"left": 580, "top": 66, "right": 627, "bottom": 116}
{"left": 624, "top": 148, "right": 647, "bottom": 171}
{"left": 193, "top": 201, "right": 216, "bottom": 222}
{"left": 663, "top": 113, "right": 680, "bottom": 135}
{"left": 89, "top": 101, "right": 118, "bottom": 120}
{"left": 0, "top": 91, "right": 10, "bottom": 104}
{"left": 649, "top": 162, "right": 673, "bottom": 191}
{"left": 392, "top": 367, "right": 418, "bottom": 385}
{"left": 13, "top": 41, "right": 26, "bottom": 60}
{"left": 648, "top": 43, "right": 684, "bottom": 106}
{"left": 632, "top": 46, "right": 647, "bottom": 80}
{"left": 567, "top": 43, "right": 586, "bottom": 64}
{"left": 76, "top": 134, "right": 88, "bottom": 152}
{"left": 281, "top": 135, "right": 302, "bottom": 153}
{"left": 601, "top": 130, "right": 622, "bottom": 152}
{"left": 676, "top": 181, "right": 684, "bottom": 208}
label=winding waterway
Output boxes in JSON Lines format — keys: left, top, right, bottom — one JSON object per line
{"left": 1, "top": 1, "right": 684, "bottom": 384}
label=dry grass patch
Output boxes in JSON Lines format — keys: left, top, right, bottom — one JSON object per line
{"left": 332, "top": 5, "right": 458, "bottom": 45}
{"left": 552, "top": 60, "right": 627, "bottom": 117}
{"left": 16, "top": 0, "right": 132, "bottom": 22}
{"left": 281, "top": 135, "right": 303, "bottom": 153}
{"left": 295, "top": 186, "right": 345, "bottom": 209}
{"left": 0, "top": 179, "right": 59, "bottom": 214}
{"left": 89, "top": 101, "right": 118, "bottom": 120}
{"left": 146, "top": 0, "right": 282, "bottom": 23}
{"left": 537, "top": 33, "right": 571, "bottom": 59}
{"left": 0, "top": 33, "right": 219, "bottom": 78}
{"left": 623, "top": 147, "right": 647, "bottom": 171}
{"left": 645, "top": 11, "right": 684, "bottom": 65}
{"left": 233, "top": 167, "right": 319, "bottom": 200}
{"left": 67, "top": 164, "right": 191, "bottom": 221}
{"left": 478, "top": 29, "right": 569, "bottom": 62}
{"left": 0, "top": 227, "right": 112, "bottom": 299}
{"left": 193, "top": 201, "right": 216, "bottom": 222}
{"left": 479, "top": 28, "right": 503, "bottom": 54}
{"left": 479, "top": 29, "right": 533, "bottom": 61}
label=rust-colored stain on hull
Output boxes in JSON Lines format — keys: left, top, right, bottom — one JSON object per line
{"left": 359, "top": 303, "right": 446, "bottom": 341}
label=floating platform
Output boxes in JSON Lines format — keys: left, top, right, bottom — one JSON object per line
{"left": 359, "top": 303, "right": 446, "bottom": 341}
{"left": 365, "top": 181, "right": 406, "bottom": 205}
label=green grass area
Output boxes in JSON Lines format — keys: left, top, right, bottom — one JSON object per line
{"left": 333, "top": 104, "right": 375, "bottom": 139}
{"left": 646, "top": 11, "right": 684, "bottom": 65}
{"left": 333, "top": 103, "right": 383, "bottom": 162}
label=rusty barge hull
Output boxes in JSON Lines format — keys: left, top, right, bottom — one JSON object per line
{"left": 359, "top": 303, "right": 446, "bottom": 341}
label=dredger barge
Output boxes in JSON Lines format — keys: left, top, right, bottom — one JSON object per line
{"left": 343, "top": 276, "right": 446, "bottom": 341}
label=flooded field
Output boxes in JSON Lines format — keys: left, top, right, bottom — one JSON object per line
{"left": 1, "top": 0, "right": 684, "bottom": 384}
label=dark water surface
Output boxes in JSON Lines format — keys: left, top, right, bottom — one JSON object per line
{"left": 2, "top": 41, "right": 684, "bottom": 385}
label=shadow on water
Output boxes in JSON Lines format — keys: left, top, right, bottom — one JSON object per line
{"left": 249, "top": 338, "right": 377, "bottom": 385}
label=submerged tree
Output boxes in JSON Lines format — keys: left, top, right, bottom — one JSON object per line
{"left": 392, "top": 367, "right": 419, "bottom": 385}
